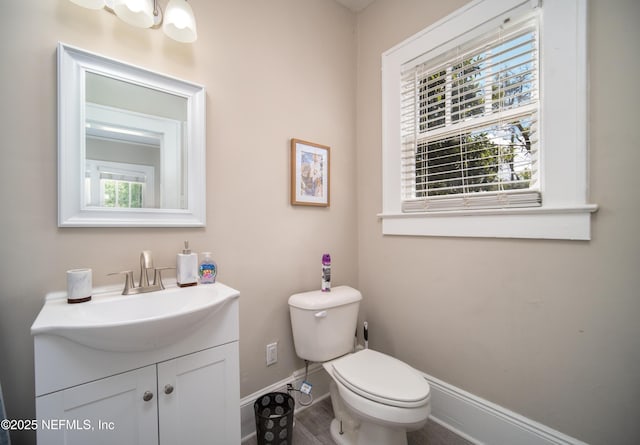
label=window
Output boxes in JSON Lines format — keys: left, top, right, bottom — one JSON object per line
{"left": 101, "top": 179, "right": 145, "bottom": 208}
{"left": 381, "top": 0, "right": 596, "bottom": 239}
{"left": 85, "top": 160, "right": 155, "bottom": 209}
{"left": 402, "top": 19, "right": 539, "bottom": 211}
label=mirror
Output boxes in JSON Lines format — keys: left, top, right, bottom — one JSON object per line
{"left": 58, "top": 43, "right": 206, "bottom": 227}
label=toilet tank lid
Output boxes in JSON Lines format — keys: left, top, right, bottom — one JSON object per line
{"left": 288, "top": 286, "right": 362, "bottom": 310}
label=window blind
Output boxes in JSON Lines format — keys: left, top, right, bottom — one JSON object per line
{"left": 400, "top": 18, "right": 541, "bottom": 212}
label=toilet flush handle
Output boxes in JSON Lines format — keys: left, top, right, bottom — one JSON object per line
{"left": 314, "top": 310, "right": 328, "bottom": 318}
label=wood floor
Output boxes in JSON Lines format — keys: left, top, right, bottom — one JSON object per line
{"left": 243, "top": 396, "right": 473, "bottom": 445}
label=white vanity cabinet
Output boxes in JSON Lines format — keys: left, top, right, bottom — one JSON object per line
{"left": 36, "top": 365, "right": 159, "bottom": 445}
{"left": 157, "top": 343, "right": 239, "bottom": 444}
{"left": 36, "top": 343, "right": 239, "bottom": 444}
{"left": 32, "top": 282, "right": 240, "bottom": 445}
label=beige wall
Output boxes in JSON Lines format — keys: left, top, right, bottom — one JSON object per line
{"left": 2, "top": 1, "right": 639, "bottom": 445}
{"left": 0, "top": 1, "right": 357, "bottom": 443}
{"left": 355, "top": 1, "right": 640, "bottom": 445}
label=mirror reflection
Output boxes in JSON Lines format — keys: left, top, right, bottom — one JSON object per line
{"left": 58, "top": 43, "right": 206, "bottom": 227}
{"left": 84, "top": 72, "right": 188, "bottom": 210}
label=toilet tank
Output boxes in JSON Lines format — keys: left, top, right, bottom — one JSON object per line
{"left": 288, "top": 286, "right": 362, "bottom": 362}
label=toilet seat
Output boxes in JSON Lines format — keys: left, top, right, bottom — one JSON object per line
{"left": 330, "top": 349, "right": 430, "bottom": 409}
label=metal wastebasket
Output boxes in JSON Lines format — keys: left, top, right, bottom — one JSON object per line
{"left": 254, "top": 392, "right": 294, "bottom": 445}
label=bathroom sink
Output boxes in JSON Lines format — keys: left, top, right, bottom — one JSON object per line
{"left": 31, "top": 282, "right": 239, "bottom": 352}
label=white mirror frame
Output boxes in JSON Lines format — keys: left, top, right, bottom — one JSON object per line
{"left": 58, "top": 42, "right": 206, "bottom": 227}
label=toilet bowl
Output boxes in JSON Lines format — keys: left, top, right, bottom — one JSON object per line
{"left": 288, "top": 286, "right": 431, "bottom": 445}
{"left": 323, "top": 349, "right": 430, "bottom": 445}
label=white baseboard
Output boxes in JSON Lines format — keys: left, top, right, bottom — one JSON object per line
{"left": 239, "top": 360, "right": 587, "bottom": 445}
{"left": 422, "top": 372, "right": 589, "bottom": 445}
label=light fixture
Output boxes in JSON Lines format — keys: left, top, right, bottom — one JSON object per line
{"left": 111, "top": 0, "right": 156, "bottom": 28}
{"left": 163, "top": 0, "right": 197, "bottom": 43}
{"left": 68, "top": 0, "right": 197, "bottom": 42}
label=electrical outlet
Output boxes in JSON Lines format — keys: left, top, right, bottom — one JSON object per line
{"left": 266, "top": 342, "right": 278, "bottom": 366}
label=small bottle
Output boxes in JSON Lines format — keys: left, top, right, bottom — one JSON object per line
{"left": 199, "top": 252, "right": 217, "bottom": 284}
{"left": 321, "top": 254, "right": 331, "bottom": 292}
{"left": 177, "top": 241, "right": 198, "bottom": 287}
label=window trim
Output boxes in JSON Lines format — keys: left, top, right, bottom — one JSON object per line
{"left": 380, "top": 0, "right": 597, "bottom": 240}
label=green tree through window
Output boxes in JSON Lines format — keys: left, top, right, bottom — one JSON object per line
{"left": 102, "top": 179, "right": 145, "bottom": 208}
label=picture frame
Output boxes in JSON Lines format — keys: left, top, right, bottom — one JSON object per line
{"left": 290, "top": 138, "right": 330, "bottom": 207}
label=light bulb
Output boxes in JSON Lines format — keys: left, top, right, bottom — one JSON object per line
{"left": 112, "top": 0, "right": 154, "bottom": 28}
{"left": 163, "top": 0, "right": 197, "bottom": 43}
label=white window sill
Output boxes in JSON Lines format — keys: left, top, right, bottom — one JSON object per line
{"left": 378, "top": 204, "right": 598, "bottom": 240}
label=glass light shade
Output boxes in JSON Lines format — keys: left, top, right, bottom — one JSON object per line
{"left": 163, "top": 0, "right": 197, "bottom": 43}
{"left": 112, "top": 0, "right": 154, "bottom": 28}
{"left": 69, "top": 0, "right": 106, "bottom": 10}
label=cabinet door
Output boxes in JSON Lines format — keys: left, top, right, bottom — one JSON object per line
{"left": 157, "top": 342, "right": 240, "bottom": 445}
{"left": 36, "top": 365, "right": 158, "bottom": 445}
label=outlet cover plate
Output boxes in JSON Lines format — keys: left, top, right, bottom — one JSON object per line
{"left": 266, "top": 342, "right": 278, "bottom": 366}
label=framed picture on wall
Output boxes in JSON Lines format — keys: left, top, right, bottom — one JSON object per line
{"left": 290, "top": 138, "right": 330, "bottom": 207}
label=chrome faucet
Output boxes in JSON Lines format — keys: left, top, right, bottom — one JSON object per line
{"left": 139, "top": 250, "right": 153, "bottom": 288}
{"left": 109, "top": 251, "right": 172, "bottom": 295}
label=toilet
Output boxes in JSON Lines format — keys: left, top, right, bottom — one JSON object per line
{"left": 288, "top": 286, "right": 431, "bottom": 445}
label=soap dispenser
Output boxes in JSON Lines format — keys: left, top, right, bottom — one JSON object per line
{"left": 199, "top": 252, "right": 217, "bottom": 284}
{"left": 177, "top": 241, "right": 198, "bottom": 287}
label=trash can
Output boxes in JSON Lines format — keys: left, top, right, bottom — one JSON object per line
{"left": 254, "top": 392, "right": 294, "bottom": 445}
